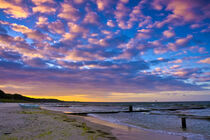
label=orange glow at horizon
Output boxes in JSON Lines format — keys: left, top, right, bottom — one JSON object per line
{"left": 26, "top": 95, "right": 105, "bottom": 102}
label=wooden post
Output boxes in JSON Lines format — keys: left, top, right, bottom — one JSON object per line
{"left": 181, "top": 117, "right": 186, "bottom": 129}
{"left": 129, "top": 105, "right": 133, "bottom": 112}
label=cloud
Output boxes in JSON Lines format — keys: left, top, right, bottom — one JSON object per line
{"left": 62, "top": 33, "right": 77, "bottom": 41}
{"left": 151, "top": 0, "right": 164, "bottom": 10}
{"left": 33, "top": 5, "right": 56, "bottom": 14}
{"left": 32, "top": 0, "right": 56, "bottom": 14}
{"left": 175, "top": 35, "right": 193, "bottom": 46}
{"left": 83, "top": 11, "right": 99, "bottom": 25}
{"left": 136, "top": 29, "right": 152, "bottom": 39}
{"left": 11, "top": 23, "right": 51, "bottom": 41}
{"left": 170, "top": 65, "right": 181, "bottom": 69}
{"left": 48, "top": 20, "right": 65, "bottom": 34}
{"left": 198, "top": 58, "right": 210, "bottom": 64}
{"left": 36, "top": 16, "right": 48, "bottom": 26}
{"left": 67, "top": 22, "right": 88, "bottom": 37}
{"left": 96, "top": 0, "right": 112, "bottom": 11}
{"left": 74, "top": 0, "right": 84, "bottom": 4}
{"left": 31, "top": 0, "right": 55, "bottom": 5}
{"left": 153, "top": 0, "right": 210, "bottom": 27}
{"left": 0, "top": 0, "right": 29, "bottom": 18}
{"left": 58, "top": 3, "right": 80, "bottom": 21}
{"left": 126, "top": 0, "right": 147, "bottom": 29}
{"left": 114, "top": 0, "right": 130, "bottom": 29}
{"left": 165, "top": 35, "right": 193, "bottom": 51}
{"left": 23, "top": 57, "right": 48, "bottom": 67}
{"left": 0, "top": 51, "right": 21, "bottom": 60}
{"left": 171, "top": 68, "right": 200, "bottom": 78}
{"left": 0, "top": 34, "right": 43, "bottom": 59}
{"left": 163, "top": 28, "right": 175, "bottom": 38}
{"left": 170, "top": 59, "right": 183, "bottom": 63}
{"left": 88, "top": 38, "right": 107, "bottom": 47}
{"left": 107, "top": 20, "right": 115, "bottom": 27}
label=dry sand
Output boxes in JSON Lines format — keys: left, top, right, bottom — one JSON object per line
{"left": 0, "top": 103, "right": 192, "bottom": 140}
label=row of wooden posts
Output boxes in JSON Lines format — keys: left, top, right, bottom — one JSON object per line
{"left": 128, "top": 105, "right": 187, "bottom": 129}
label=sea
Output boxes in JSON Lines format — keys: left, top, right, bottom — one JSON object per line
{"left": 41, "top": 101, "right": 210, "bottom": 140}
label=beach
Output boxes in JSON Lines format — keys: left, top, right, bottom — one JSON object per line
{"left": 0, "top": 103, "right": 197, "bottom": 140}
{"left": 0, "top": 103, "right": 116, "bottom": 140}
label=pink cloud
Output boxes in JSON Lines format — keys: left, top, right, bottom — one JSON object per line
{"left": 170, "top": 59, "right": 183, "bottom": 63}
{"left": 107, "top": 20, "right": 115, "bottom": 27}
{"left": 190, "top": 24, "right": 200, "bottom": 29}
{"left": 138, "top": 16, "right": 152, "bottom": 28}
{"left": 170, "top": 65, "right": 181, "bottom": 69}
{"left": 32, "top": 0, "right": 56, "bottom": 14}
{"left": 164, "top": 35, "right": 193, "bottom": 52}
{"left": 68, "top": 22, "right": 87, "bottom": 34}
{"left": 151, "top": 0, "right": 165, "bottom": 10}
{"left": 153, "top": 34, "right": 192, "bottom": 54}
{"left": 63, "top": 49, "right": 105, "bottom": 61}
{"left": 88, "top": 38, "right": 107, "bottom": 47}
{"left": 11, "top": 23, "right": 51, "bottom": 41}
{"left": 163, "top": 28, "right": 175, "bottom": 38}
{"left": 154, "top": 48, "right": 168, "bottom": 54}
{"left": 153, "top": 0, "right": 210, "bottom": 28}
{"left": 0, "top": 0, "right": 29, "bottom": 18}
{"left": 198, "top": 58, "right": 210, "bottom": 64}
{"left": 114, "top": 1, "right": 130, "bottom": 29}
{"left": 173, "top": 70, "right": 188, "bottom": 77}
{"left": 136, "top": 29, "right": 152, "bottom": 39}
{"left": 166, "top": 0, "right": 196, "bottom": 21}
{"left": 48, "top": 20, "right": 65, "bottom": 34}
{"left": 83, "top": 11, "right": 99, "bottom": 25}
{"left": 74, "top": 0, "right": 84, "bottom": 4}
{"left": 96, "top": 0, "right": 112, "bottom": 11}
{"left": 31, "top": 0, "right": 55, "bottom": 5}
{"left": 114, "top": 0, "right": 147, "bottom": 29}
{"left": 175, "top": 35, "right": 192, "bottom": 46}
{"left": 36, "top": 16, "right": 48, "bottom": 26}
{"left": 61, "top": 33, "right": 77, "bottom": 41}
{"left": 58, "top": 3, "right": 80, "bottom": 22}
{"left": 33, "top": 5, "right": 56, "bottom": 14}
{"left": 60, "top": 22, "right": 88, "bottom": 42}
{"left": 0, "top": 34, "right": 44, "bottom": 59}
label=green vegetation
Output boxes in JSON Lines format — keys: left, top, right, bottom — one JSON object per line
{"left": 0, "top": 89, "right": 63, "bottom": 103}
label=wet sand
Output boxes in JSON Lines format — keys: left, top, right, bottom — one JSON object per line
{"left": 85, "top": 116, "right": 191, "bottom": 140}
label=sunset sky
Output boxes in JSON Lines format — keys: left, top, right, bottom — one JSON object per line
{"left": 0, "top": 0, "right": 210, "bottom": 102}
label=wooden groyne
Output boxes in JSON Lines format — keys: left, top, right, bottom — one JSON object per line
{"left": 64, "top": 105, "right": 210, "bottom": 129}
{"left": 181, "top": 117, "right": 186, "bottom": 129}
{"left": 65, "top": 110, "right": 150, "bottom": 116}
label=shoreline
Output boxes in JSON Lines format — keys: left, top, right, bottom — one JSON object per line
{"left": 84, "top": 115, "right": 192, "bottom": 140}
{"left": 0, "top": 103, "right": 200, "bottom": 140}
{"left": 86, "top": 114, "right": 206, "bottom": 140}
{"left": 42, "top": 104, "right": 196, "bottom": 140}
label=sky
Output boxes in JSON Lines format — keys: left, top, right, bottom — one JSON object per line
{"left": 0, "top": 0, "right": 210, "bottom": 102}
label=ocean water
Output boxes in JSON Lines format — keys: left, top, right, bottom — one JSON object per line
{"left": 42, "top": 101, "right": 210, "bottom": 140}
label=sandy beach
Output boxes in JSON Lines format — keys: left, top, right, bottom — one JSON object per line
{"left": 0, "top": 103, "right": 194, "bottom": 140}
{"left": 0, "top": 103, "right": 116, "bottom": 140}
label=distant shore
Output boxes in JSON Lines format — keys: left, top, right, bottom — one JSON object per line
{"left": 0, "top": 103, "right": 193, "bottom": 140}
